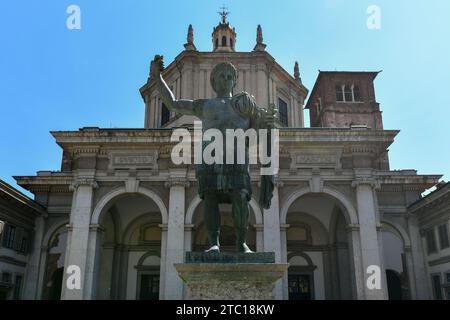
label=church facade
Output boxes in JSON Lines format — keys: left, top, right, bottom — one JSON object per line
{"left": 3, "top": 15, "right": 449, "bottom": 300}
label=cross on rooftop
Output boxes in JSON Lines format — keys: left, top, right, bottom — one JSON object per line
{"left": 218, "top": 5, "right": 230, "bottom": 23}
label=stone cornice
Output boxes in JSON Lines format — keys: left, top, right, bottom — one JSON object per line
{"left": 408, "top": 182, "right": 450, "bottom": 213}
{"left": 50, "top": 128, "right": 399, "bottom": 158}
{"left": 14, "top": 174, "right": 74, "bottom": 195}
{"left": 69, "top": 177, "right": 98, "bottom": 191}
{"left": 376, "top": 173, "right": 442, "bottom": 186}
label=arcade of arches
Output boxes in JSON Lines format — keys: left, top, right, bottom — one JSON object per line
{"left": 37, "top": 187, "right": 412, "bottom": 300}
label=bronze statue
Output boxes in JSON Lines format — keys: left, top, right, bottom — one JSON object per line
{"left": 151, "top": 55, "right": 275, "bottom": 253}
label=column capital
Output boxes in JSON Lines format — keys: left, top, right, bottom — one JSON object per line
{"left": 89, "top": 224, "right": 105, "bottom": 232}
{"left": 351, "top": 178, "right": 380, "bottom": 190}
{"left": 164, "top": 178, "right": 190, "bottom": 188}
{"left": 280, "top": 224, "right": 290, "bottom": 231}
{"left": 158, "top": 223, "right": 168, "bottom": 231}
{"left": 253, "top": 223, "right": 264, "bottom": 231}
{"left": 346, "top": 223, "right": 360, "bottom": 232}
{"left": 69, "top": 177, "right": 98, "bottom": 191}
{"left": 184, "top": 224, "right": 195, "bottom": 231}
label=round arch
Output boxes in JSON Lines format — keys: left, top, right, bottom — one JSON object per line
{"left": 381, "top": 220, "right": 411, "bottom": 248}
{"left": 185, "top": 194, "right": 263, "bottom": 225}
{"left": 280, "top": 186, "right": 358, "bottom": 225}
{"left": 42, "top": 221, "right": 69, "bottom": 247}
{"left": 288, "top": 251, "right": 316, "bottom": 267}
{"left": 91, "top": 186, "right": 168, "bottom": 225}
{"left": 121, "top": 213, "right": 162, "bottom": 244}
{"left": 137, "top": 251, "right": 161, "bottom": 265}
{"left": 286, "top": 211, "right": 330, "bottom": 245}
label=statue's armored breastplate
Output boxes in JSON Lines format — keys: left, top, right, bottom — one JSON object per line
{"left": 202, "top": 98, "right": 250, "bottom": 131}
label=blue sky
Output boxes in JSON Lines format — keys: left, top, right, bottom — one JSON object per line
{"left": 1, "top": 0, "right": 449, "bottom": 196}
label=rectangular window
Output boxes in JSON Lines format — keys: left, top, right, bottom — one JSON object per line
{"left": 438, "top": 224, "right": 450, "bottom": 249}
{"left": 160, "top": 102, "right": 170, "bottom": 126}
{"left": 3, "top": 225, "right": 16, "bottom": 249}
{"left": 13, "top": 275, "right": 23, "bottom": 300}
{"left": 1, "top": 272, "right": 11, "bottom": 283}
{"left": 344, "top": 85, "right": 353, "bottom": 102}
{"left": 426, "top": 228, "right": 437, "bottom": 254}
{"left": 432, "top": 275, "right": 443, "bottom": 300}
{"left": 19, "top": 238, "right": 28, "bottom": 254}
{"left": 353, "top": 86, "right": 361, "bottom": 101}
{"left": 446, "top": 273, "right": 450, "bottom": 283}
{"left": 335, "top": 85, "right": 344, "bottom": 102}
{"left": 278, "top": 98, "right": 288, "bottom": 126}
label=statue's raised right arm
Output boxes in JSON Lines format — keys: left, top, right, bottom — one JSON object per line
{"left": 151, "top": 55, "right": 203, "bottom": 117}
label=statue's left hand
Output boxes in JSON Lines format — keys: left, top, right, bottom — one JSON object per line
{"left": 150, "top": 54, "right": 165, "bottom": 81}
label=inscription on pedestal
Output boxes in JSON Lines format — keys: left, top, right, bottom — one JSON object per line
{"left": 186, "top": 251, "right": 275, "bottom": 263}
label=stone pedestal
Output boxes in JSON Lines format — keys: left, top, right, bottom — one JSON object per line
{"left": 175, "top": 252, "right": 288, "bottom": 300}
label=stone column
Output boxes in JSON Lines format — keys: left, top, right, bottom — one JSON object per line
{"left": 184, "top": 224, "right": 194, "bottom": 253}
{"left": 404, "top": 246, "right": 417, "bottom": 299}
{"left": 23, "top": 216, "right": 46, "bottom": 299}
{"left": 407, "top": 214, "right": 430, "bottom": 299}
{"left": 290, "top": 96, "right": 297, "bottom": 127}
{"left": 347, "top": 224, "right": 365, "bottom": 299}
{"left": 158, "top": 224, "right": 168, "bottom": 299}
{"left": 254, "top": 224, "right": 264, "bottom": 252}
{"left": 163, "top": 172, "right": 189, "bottom": 299}
{"left": 352, "top": 179, "right": 387, "bottom": 299}
{"left": 280, "top": 223, "right": 289, "bottom": 300}
{"left": 263, "top": 181, "right": 283, "bottom": 299}
{"left": 36, "top": 246, "right": 48, "bottom": 299}
{"left": 84, "top": 224, "right": 104, "bottom": 299}
{"left": 256, "top": 68, "right": 266, "bottom": 106}
{"left": 61, "top": 178, "right": 97, "bottom": 300}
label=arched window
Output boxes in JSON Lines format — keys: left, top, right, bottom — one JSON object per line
{"left": 353, "top": 86, "right": 361, "bottom": 101}
{"left": 336, "top": 85, "right": 344, "bottom": 102}
{"left": 344, "top": 85, "right": 352, "bottom": 102}
{"left": 278, "top": 98, "right": 288, "bottom": 126}
{"left": 42, "top": 227, "right": 68, "bottom": 300}
{"left": 222, "top": 36, "right": 227, "bottom": 47}
{"left": 215, "top": 38, "right": 218, "bottom": 49}
{"left": 230, "top": 38, "right": 233, "bottom": 48}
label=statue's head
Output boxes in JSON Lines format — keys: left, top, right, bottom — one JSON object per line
{"left": 210, "top": 62, "right": 237, "bottom": 96}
